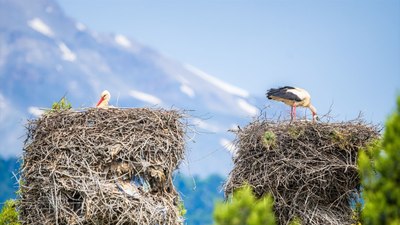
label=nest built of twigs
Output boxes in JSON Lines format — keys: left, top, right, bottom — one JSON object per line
{"left": 225, "top": 118, "right": 379, "bottom": 225}
{"left": 20, "top": 108, "right": 186, "bottom": 225}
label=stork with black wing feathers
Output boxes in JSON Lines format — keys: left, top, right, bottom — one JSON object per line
{"left": 266, "top": 86, "right": 318, "bottom": 122}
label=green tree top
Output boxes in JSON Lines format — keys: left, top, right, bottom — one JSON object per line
{"left": 358, "top": 96, "right": 400, "bottom": 225}
{"left": 213, "top": 185, "right": 276, "bottom": 225}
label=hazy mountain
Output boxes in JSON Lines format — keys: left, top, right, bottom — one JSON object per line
{"left": 0, "top": 0, "right": 268, "bottom": 176}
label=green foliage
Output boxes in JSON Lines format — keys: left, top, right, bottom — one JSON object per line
{"left": 352, "top": 201, "right": 363, "bottom": 225}
{"left": 213, "top": 185, "right": 276, "bottom": 225}
{"left": 0, "top": 199, "right": 20, "bottom": 225}
{"left": 330, "top": 129, "right": 348, "bottom": 148}
{"left": 289, "top": 217, "right": 302, "bottom": 225}
{"left": 50, "top": 96, "right": 72, "bottom": 112}
{"left": 178, "top": 199, "right": 187, "bottom": 218}
{"left": 263, "top": 131, "right": 277, "bottom": 148}
{"left": 358, "top": 96, "right": 400, "bottom": 225}
{"left": 287, "top": 126, "right": 304, "bottom": 139}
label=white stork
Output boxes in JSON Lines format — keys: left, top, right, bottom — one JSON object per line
{"left": 96, "top": 90, "right": 111, "bottom": 108}
{"left": 266, "top": 86, "right": 318, "bottom": 122}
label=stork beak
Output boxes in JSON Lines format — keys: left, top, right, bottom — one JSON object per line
{"left": 96, "top": 96, "right": 105, "bottom": 107}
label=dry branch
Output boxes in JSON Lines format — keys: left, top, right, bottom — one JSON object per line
{"left": 224, "top": 118, "right": 379, "bottom": 225}
{"left": 20, "top": 108, "right": 186, "bottom": 225}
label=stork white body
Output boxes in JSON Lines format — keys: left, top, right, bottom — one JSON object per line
{"left": 96, "top": 90, "right": 111, "bottom": 108}
{"left": 266, "top": 86, "right": 318, "bottom": 121}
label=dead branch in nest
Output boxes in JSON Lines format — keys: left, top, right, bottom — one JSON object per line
{"left": 224, "top": 117, "right": 379, "bottom": 225}
{"left": 20, "top": 108, "right": 187, "bottom": 225}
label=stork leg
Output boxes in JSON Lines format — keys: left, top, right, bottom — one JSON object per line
{"left": 290, "top": 105, "right": 294, "bottom": 122}
{"left": 290, "top": 104, "right": 296, "bottom": 121}
{"left": 293, "top": 104, "right": 296, "bottom": 120}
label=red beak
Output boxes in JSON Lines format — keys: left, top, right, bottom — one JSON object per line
{"left": 96, "top": 96, "right": 105, "bottom": 107}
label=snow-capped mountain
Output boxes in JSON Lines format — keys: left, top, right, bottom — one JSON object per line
{"left": 0, "top": 0, "right": 265, "bottom": 176}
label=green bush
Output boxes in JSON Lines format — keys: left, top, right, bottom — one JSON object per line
{"left": 358, "top": 96, "right": 400, "bottom": 225}
{"left": 0, "top": 199, "right": 20, "bottom": 225}
{"left": 213, "top": 185, "right": 276, "bottom": 225}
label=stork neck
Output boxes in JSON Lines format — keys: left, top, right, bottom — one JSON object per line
{"left": 308, "top": 104, "right": 317, "bottom": 116}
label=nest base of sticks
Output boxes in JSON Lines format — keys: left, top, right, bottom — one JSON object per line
{"left": 225, "top": 119, "right": 379, "bottom": 225}
{"left": 20, "top": 108, "right": 186, "bottom": 225}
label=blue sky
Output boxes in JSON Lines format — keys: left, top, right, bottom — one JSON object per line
{"left": 56, "top": 0, "right": 400, "bottom": 123}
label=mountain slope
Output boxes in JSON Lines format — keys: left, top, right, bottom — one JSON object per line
{"left": 0, "top": 0, "right": 265, "bottom": 175}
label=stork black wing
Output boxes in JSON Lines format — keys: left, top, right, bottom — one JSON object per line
{"left": 281, "top": 86, "right": 296, "bottom": 90}
{"left": 266, "top": 86, "right": 302, "bottom": 102}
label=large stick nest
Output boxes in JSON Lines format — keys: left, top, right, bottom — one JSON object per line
{"left": 224, "top": 118, "right": 379, "bottom": 225}
{"left": 20, "top": 108, "right": 186, "bottom": 225}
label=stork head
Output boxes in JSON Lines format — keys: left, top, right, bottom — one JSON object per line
{"left": 313, "top": 113, "right": 319, "bottom": 122}
{"left": 96, "top": 90, "right": 111, "bottom": 107}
